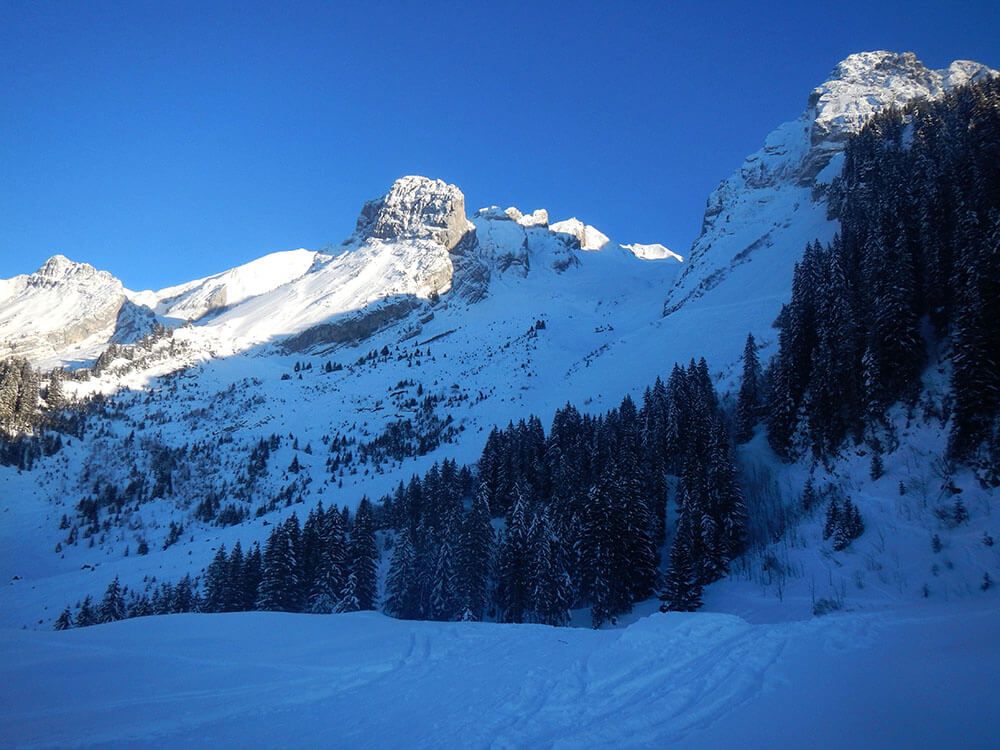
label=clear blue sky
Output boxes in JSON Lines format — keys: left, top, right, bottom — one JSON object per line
{"left": 2, "top": 1, "right": 998, "bottom": 289}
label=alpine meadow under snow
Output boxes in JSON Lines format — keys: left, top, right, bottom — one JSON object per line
{"left": 1, "top": 50, "right": 999, "bottom": 748}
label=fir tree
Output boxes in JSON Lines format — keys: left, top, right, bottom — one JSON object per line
{"left": 98, "top": 577, "right": 126, "bottom": 623}
{"left": 455, "top": 484, "right": 494, "bottom": 621}
{"left": 76, "top": 595, "right": 97, "bottom": 627}
{"left": 384, "top": 527, "right": 420, "bottom": 619}
{"left": 54, "top": 607, "right": 73, "bottom": 630}
{"left": 659, "top": 504, "right": 703, "bottom": 613}
{"left": 735, "top": 333, "right": 762, "bottom": 443}
{"left": 346, "top": 498, "right": 378, "bottom": 610}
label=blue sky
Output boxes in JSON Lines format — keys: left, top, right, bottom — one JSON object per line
{"left": 2, "top": 1, "right": 998, "bottom": 289}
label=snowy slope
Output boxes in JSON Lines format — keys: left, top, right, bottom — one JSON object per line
{"left": 1, "top": 603, "right": 997, "bottom": 749}
{"left": 144, "top": 248, "right": 319, "bottom": 323}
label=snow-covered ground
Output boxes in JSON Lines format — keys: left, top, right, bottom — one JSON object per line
{"left": 2, "top": 602, "right": 997, "bottom": 749}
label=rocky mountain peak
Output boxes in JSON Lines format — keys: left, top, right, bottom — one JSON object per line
{"left": 31, "top": 255, "right": 120, "bottom": 290}
{"left": 802, "top": 51, "right": 997, "bottom": 179}
{"left": 665, "top": 50, "right": 996, "bottom": 319}
{"left": 353, "top": 176, "right": 474, "bottom": 252}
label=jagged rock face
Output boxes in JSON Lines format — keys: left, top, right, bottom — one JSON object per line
{"left": 549, "top": 218, "right": 610, "bottom": 251}
{"left": 0, "top": 255, "right": 133, "bottom": 364}
{"left": 665, "top": 51, "right": 998, "bottom": 317}
{"left": 354, "top": 176, "right": 474, "bottom": 252}
{"left": 110, "top": 299, "right": 159, "bottom": 345}
{"left": 800, "top": 51, "right": 997, "bottom": 180}
{"left": 471, "top": 208, "right": 581, "bottom": 279}
{"left": 1, "top": 176, "right": 658, "bottom": 364}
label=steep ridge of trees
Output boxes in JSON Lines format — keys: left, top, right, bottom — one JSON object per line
{"left": 762, "top": 77, "right": 999, "bottom": 479}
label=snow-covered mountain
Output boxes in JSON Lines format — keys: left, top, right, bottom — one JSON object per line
{"left": 9, "top": 51, "right": 990, "bottom": 392}
{"left": 0, "top": 255, "right": 158, "bottom": 368}
{"left": 663, "top": 51, "right": 997, "bottom": 362}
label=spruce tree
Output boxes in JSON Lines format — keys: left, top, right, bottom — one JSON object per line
{"left": 429, "top": 536, "right": 458, "bottom": 621}
{"left": 98, "top": 577, "right": 126, "bottom": 623}
{"left": 455, "top": 484, "right": 494, "bottom": 621}
{"left": 346, "top": 498, "right": 378, "bottom": 610}
{"left": 495, "top": 491, "right": 531, "bottom": 623}
{"left": 735, "top": 333, "right": 762, "bottom": 443}
{"left": 76, "top": 595, "right": 97, "bottom": 627}
{"left": 384, "top": 527, "right": 420, "bottom": 619}
{"left": 54, "top": 607, "right": 74, "bottom": 630}
{"left": 256, "top": 524, "right": 298, "bottom": 611}
{"left": 528, "top": 508, "right": 572, "bottom": 627}
{"left": 659, "top": 504, "right": 703, "bottom": 613}
{"left": 203, "top": 546, "right": 229, "bottom": 612}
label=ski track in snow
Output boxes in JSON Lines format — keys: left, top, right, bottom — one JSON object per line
{"left": 2, "top": 604, "right": 996, "bottom": 749}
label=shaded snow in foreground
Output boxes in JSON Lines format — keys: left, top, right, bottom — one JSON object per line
{"left": 1, "top": 603, "right": 998, "bottom": 749}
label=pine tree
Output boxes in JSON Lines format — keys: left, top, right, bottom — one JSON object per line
{"left": 455, "top": 484, "right": 494, "bottom": 621}
{"left": 54, "top": 607, "right": 74, "bottom": 630}
{"left": 801, "top": 478, "right": 818, "bottom": 512}
{"left": 949, "top": 211, "right": 1000, "bottom": 460}
{"left": 735, "top": 333, "right": 762, "bottom": 443}
{"left": 308, "top": 508, "right": 347, "bottom": 614}
{"left": 429, "top": 536, "right": 458, "bottom": 621}
{"left": 76, "top": 595, "right": 97, "bottom": 627}
{"left": 659, "top": 505, "right": 703, "bottom": 613}
{"left": 98, "top": 577, "right": 126, "bottom": 623}
{"left": 256, "top": 524, "right": 298, "bottom": 611}
{"left": 46, "top": 370, "right": 66, "bottom": 412}
{"left": 823, "top": 496, "right": 840, "bottom": 541}
{"left": 203, "top": 545, "right": 229, "bottom": 612}
{"left": 528, "top": 508, "right": 572, "bottom": 627}
{"left": 336, "top": 570, "right": 362, "bottom": 613}
{"left": 869, "top": 446, "right": 884, "bottom": 480}
{"left": 495, "top": 490, "right": 531, "bottom": 623}
{"left": 172, "top": 575, "right": 199, "bottom": 612}
{"left": 953, "top": 496, "right": 970, "bottom": 526}
{"left": 703, "top": 421, "right": 746, "bottom": 579}
{"left": 225, "top": 541, "right": 245, "bottom": 612}
{"left": 384, "top": 528, "right": 420, "bottom": 619}
{"left": 242, "top": 543, "right": 263, "bottom": 610}
{"left": 346, "top": 499, "right": 378, "bottom": 610}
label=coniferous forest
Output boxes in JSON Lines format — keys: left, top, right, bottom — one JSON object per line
{"left": 57, "top": 76, "right": 999, "bottom": 630}
{"left": 766, "top": 77, "right": 1000, "bottom": 475}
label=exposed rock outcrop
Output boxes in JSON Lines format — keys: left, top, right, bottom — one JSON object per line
{"left": 354, "top": 176, "right": 474, "bottom": 252}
